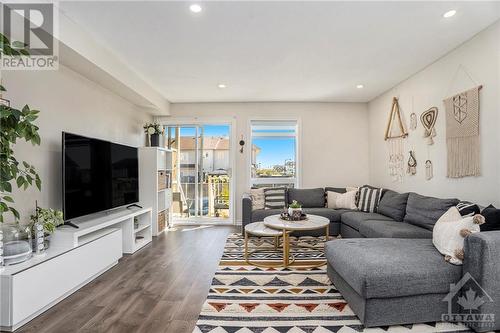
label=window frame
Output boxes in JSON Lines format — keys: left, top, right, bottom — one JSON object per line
{"left": 247, "top": 118, "right": 301, "bottom": 188}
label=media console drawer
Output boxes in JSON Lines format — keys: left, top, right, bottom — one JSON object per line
{"left": 0, "top": 228, "right": 122, "bottom": 331}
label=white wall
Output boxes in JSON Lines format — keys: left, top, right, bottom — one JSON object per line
{"left": 368, "top": 21, "right": 500, "bottom": 206}
{"left": 163, "top": 102, "right": 369, "bottom": 222}
{"left": 2, "top": 65, "right": 152, "bottom": 223}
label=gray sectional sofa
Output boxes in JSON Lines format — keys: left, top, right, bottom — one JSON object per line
{"left": 242, "top": 186, "right": 500, "bottom": 332}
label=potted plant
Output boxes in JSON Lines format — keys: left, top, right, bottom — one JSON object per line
{"left": 143, "top": 122, "right": 163, "bottom": 147}
{"left": 0, "top": 33, "right": 42, "bottom": 224}
{"left": 288, "top": 200, "right": 302, "bottom": 220}
{"left": 29, "top": 207, "right": 64, "bottom": 250}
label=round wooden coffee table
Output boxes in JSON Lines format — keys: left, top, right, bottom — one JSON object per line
{"left": 244, "top": 222, "right": 293, "bottom": 268}
{"left": 264, "top": 214, "right": 330, "bottom": 268}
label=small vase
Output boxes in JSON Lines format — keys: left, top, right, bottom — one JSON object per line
{"left": 150, "top": 133, "right": 160, "bottom": 147}
{"left": 288, "top": 208, "right": 302, "bottom": 220}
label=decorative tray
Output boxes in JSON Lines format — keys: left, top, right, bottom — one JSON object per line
{"left": 279, "top": 212, "right": 308, "bottom": 221}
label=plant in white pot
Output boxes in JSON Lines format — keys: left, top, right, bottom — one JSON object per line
{"left": 143, "top": 122, "right": 163, "bottom": 147}
{"left": 288, "top": 200, "right": 303, "bottom": 220}
{"left": 29, "top": 207, "right": 64, "bottom": 250}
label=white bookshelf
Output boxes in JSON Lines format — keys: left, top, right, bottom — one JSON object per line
{"left": 139, "top": 147, "right": 173, "bottom": 236}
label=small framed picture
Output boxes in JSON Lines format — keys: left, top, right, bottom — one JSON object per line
{"left": 0, "top": 98, "right": 10, "bottom": 107}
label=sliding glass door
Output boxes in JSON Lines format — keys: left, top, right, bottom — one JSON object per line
{"left": 165, "top": 124, "right": 232, "bottom": 224}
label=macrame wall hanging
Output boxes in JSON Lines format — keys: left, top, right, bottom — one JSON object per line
{"left": 444, "top": 85, "right": 482, "bottom": 178}
{"left": 407, "top": 150, "right": 417, "bottom": 175}
{"left": 425, "top": 160, "right": 433, "bottom": 180}
{"left": 410, "top": 113, "right": 417, "bottom": 131}
{"left": 421, "top": 107, "right": 438, "bottom": 145}
{"left": 385, "top": 97, "right": 408, "bottom": 182}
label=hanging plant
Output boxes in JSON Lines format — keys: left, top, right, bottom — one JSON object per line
{"left": 0, "top": 32, "right": 42, "bottom": 222}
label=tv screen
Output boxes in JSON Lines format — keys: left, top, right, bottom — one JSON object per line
{"left": 63, "top": 132, "right": 139, "bottom": 220}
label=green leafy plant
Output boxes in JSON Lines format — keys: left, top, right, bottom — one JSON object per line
{"left": 0, "top": 32, "right": 42, "bottom": 222}
{"left": 143, "top": 122, "right": 162, "bottom": 135}
{"left": 289, "top": 200, "right": 302, "bottom": 209}
{"left": 29, "top": 207, "right": 64, "bottom": 234}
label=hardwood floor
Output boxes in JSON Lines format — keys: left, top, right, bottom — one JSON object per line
{"left": 13, "top": 225, "right": 235, "bottom": 333}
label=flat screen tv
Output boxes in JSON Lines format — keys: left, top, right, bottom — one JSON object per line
{"left": 63, "top": 132, "right": 139, "bottom": 221}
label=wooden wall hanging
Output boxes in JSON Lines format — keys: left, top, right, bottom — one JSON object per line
{"left": 385, "top": 97, "right": 407, "bottom": 182}
{"left": 384, "top": 97, "right": 408, "bottom": 140}
{"left": 421, "top": 107, "right": 438, "bottom": 145}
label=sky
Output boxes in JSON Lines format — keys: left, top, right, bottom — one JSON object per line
{"left": 172, "top": 125, "right": 295, "bottom": 168}
{"left": 253, "top": 138, "right": 295, "bottom": 168}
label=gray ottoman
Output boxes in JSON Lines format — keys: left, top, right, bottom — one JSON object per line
{"left": 325, "top": 238, "right": 462, "bottom": 327}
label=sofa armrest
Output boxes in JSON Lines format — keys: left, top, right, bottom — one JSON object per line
{"left": 242, "top": 193, "right": 253, "bottom": 232}
{"left": 463, "top": 231, "right": 500, "bottom": 332}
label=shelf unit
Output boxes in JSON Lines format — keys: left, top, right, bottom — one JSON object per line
{"left": 139, "top": 147, "right": 173, "bottom": 236}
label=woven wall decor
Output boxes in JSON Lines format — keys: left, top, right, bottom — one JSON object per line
{"left": 420, "top": 107, "right": 438, "bottom": 145}
{"left": 385, "top": 97, "right": 407, "bottom": 182}
{"left": 444, "top": 86, "right": 482, "bottom": 178}
{"left": 407, "top": 150, "right": 417, "bottom": 175}
{"left": 425, "top": 160, "right": 433, "bottom": 180}
{"left": 410, "top": 113, "right": 417, "bottom": 131}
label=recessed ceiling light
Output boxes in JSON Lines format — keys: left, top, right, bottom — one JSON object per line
{"left": 189, "top": 4, "right": 202, "bottom": 13}
{"left": 218, "top": 84, "right": 227, "bottom": 89}
{"left": 356, "top": 84, "right": 364, "bottom": 89}
{"left": 443, "top": 10, "right": 456, "bottom": 18}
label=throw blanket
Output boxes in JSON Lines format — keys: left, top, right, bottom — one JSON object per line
{"left": 444, "top": 86, "right": 481, "bottom": 178}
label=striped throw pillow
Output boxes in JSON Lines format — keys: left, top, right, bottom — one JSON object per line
{"left": 264, "top": 187, "right": 286, "bottom": 209}
{"left": 456, "top": 201, "right": 480, "bottom": 216}
{"left": 357, "top": 187, "right": 383, "bottom": 213}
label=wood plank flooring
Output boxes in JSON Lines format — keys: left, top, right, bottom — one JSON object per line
{"left": 12, "top": 225, "right": 235, "bottom": 333}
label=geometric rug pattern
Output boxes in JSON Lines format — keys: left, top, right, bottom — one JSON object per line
{"left": 193, "top": 233, "right": 471, "bottom": 333}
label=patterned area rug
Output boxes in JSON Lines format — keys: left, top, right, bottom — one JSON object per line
{"left": 193, "top": 234, "right": 471, "bottom": 333}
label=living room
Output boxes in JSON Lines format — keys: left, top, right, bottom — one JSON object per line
{"left": 0, "top": 1, "right": 499, "bottom": 332}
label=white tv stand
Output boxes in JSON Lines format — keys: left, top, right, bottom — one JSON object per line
{"left": 0, "top": 207, "right": 152, "bottom": 332}
{"left": 52, "top": 207, "right": 152, "bottom": 254}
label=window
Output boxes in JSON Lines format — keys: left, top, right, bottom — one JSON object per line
{"left": 250, "top": 120, "right": 298, "bottom": 187}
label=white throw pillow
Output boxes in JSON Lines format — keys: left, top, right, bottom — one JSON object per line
{"left": 326, "top": 191, "right": 341, "bottom": 209}
{"left": 335, "top": 191, "right": 358, "bottom": 210}
{"left": 433, "top": 207, "right": 484, "bottom": 265}
{"left": 249, "top": 188, "right": 265, "bottom": 210}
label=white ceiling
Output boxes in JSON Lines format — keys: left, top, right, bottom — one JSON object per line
{"left": 60, "top": 1, "right": 500, "bottom": 103}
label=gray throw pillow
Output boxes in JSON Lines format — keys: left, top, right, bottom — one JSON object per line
{"left": 378, "top": 190, "right": 409, "bottom": 221}
{"left": 288, "top": 188, "right": 325, "bottom": 208}
{"left": 404, "top": 193, "right": 459, "bottom": 230}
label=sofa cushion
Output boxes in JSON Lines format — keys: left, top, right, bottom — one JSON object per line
{"left": 377, "top": 190, "right": 409, "bottom": 222}
{"left": 359, "top": 220, "right": 432, "bottom": 239}
{"left": 325, "top": 238, "right": 462, "bottom": 299}
{"left": 480, "top": 205, "right": 500, "bottom": 231}
{"left": 251, "top": 209, "right": 282, "bottom": 222}
{"left": 341, "top": 211, "right": 393, "bottom": 231}
{"left": 325, "top": 187, "right": 347, "bottom": 194}
{"left": 288, "top": 188, "right": 325, "bottom": 208}
{"left": 302, "top": 208, "right": 351, "bottom": 222}
{"left": 404, "top": 193, "right": 459, "bottom": 230}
